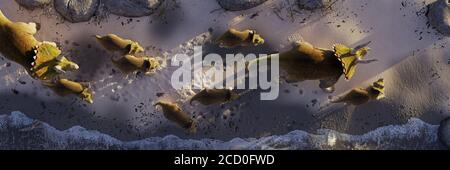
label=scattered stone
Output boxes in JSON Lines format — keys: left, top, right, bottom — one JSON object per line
{"left": 54, "top": 0, "right": 100, "bottom": 23}
{"left": 11, "top": 89, "right": 19, "bottom": 95}
{"left": 222, "top": 109, "right": 232, "bottom": 119}
{"left": 104, "top": 0, "right": 164, "bottom": 17}
{"left": 438, "top": 117, "right": 450, "bottom": 148}
{"left": 297, "top": 0, "right": 334, "bottom": 10}
{"left": 216, "top": 0, "right": 267, "bottom": 11}
{"left": 428, "top": 0, "right": 450, "bottom": 36}
{"left": 156, "top": 92, "right": 165, "bottom": 97}
{"left": 15, "top": 0, "right": 52, "bottom": 9}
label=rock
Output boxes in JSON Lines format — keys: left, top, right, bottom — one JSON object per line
{"left": 15, "top": 0, "right": 52, "bottom": 9}
{"left": 438, "top": 117, "right": 450, "bottom": 149}
{"left": 297, "top": 0, "right": 334, "bottom": 10}
{"left": 428, "top": 0, "right": 450, "bottom": 36}
{"left": 216, "top": 0, "right": 267, "bottom": 11}
{"left": 104, "top": 0, "right": 164, "bottom": 17}
{"left": 54, "top": 0, "right": 100, "bottom": 23}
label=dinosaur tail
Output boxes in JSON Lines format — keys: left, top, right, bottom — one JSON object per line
{"left": 59, "top": 79, "right": 84, "bottom": 93}
{"left": 246, "top": 53, "right": 279, "bottom": 70}
{"left": 93, "top": 35, "right": 102, "bottom": 39}
{"left": 0, "top": 10, "right": 12, "bottom": 25}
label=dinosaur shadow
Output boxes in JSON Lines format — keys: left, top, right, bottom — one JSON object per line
{"left": 148, "top": 0, "right": 186, "bottom": 45}
{"left": 62, "top": 35, "right": 111, "bottom": 81}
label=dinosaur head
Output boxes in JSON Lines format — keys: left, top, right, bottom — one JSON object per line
{"left": 354, "top": 47, "right": 371, "bottom": 60}
{"left": 31, "top": 42, "right": 62, "bottom": 79}
{"left": 250, "top": 30, "right": 265, "bottom": 46}
{"left": 31, "top": 42, "right": 80, "bottom": 80}
{"left": 334, "top": 41, "right": 372, "bottom": 80}
{"left": 370, "top": 78, "right": 385, "bottom": 100}
{"left": 144, "top": 57, "right": 160, "bottom": 74}
{"left": 81, "top": 88, "right": 94, "bottom": 104}
{"left": 58, "top": 79, "right": 94, "bottom": 104}
{"left": 128, "top": 42, "right": 144, "bottom": 55}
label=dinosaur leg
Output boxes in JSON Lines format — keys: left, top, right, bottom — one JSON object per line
{"left": 319, "top": 76, "right": 340, "bottom": 93}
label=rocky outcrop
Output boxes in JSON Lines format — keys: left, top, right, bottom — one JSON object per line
{"left": 428, "top": 0, "right": 450, "bottom": 36}
{"left": 15, "top": 0, "right": 52, "bottom": 9}
{"left": 54, "top": 0, "right": 100, "bottom": 23}
{"left": 15, "top": 0, "right": 164, "bottom": 22}
{"left": 0, "top": 111, "right": 443, "bottom": 150}
{"left": 103, "top": 0, "right": 164, "bottom": 17}
{"left": 297, "top": 0, "right": 334, "bottom": 10}
{"left": 216, "top": 0, "right": 267, "bottom": 11}
{"left": 438, "top": 117, "right": 450, "bottom": 149}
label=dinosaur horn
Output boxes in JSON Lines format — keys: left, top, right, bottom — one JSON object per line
{"left": 353, "top": 41, "right": 372, "bottom": 51}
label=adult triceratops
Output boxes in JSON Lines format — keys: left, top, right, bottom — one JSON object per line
{"left": 249, "top": 40, "right": 377, "bottom": 92}
{"left": 0, "top": 10, "right": 93, "bottom": 103}
{"left": 0, "top": 10, "right": 79, "bottom": 81}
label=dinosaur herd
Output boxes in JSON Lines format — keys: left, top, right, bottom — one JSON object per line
{"left": 0, "top": 10, "right": 385, "bottom": 132}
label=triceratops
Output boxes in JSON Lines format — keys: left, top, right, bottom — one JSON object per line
{"left": 0, "top": 10, "right": 93, "bottom": 103}
{"left": 249, "top": 40, "right": 376, "bottom": 92}
{"left": 154, "top": 101, "right": 197, "bottom": 134}
{"left": 95, "top": 34, "right": 145, "bottom": 55}
{"left": 111, "top": 54, "right": 160, "bottom": 75}
{"left": 216, "top": 28, "right": 265, "bottom": 48}
{"left": 331, "top": 78, "right": 385, "bottom": 105}
{"left": 0, "top": 10, "right": 79, "bottom": 81}
{"left": 43, "top": 78, "right": 94, "bottom": 104}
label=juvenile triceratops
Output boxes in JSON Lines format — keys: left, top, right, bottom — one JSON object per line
{"left": 111, "top": 54, "right": 160, "bottom": 75}
{"left": 0, "top": 10, "right": 79, "bottom": 81}
{"left": 43, "top": 78, "right": 94, "bottom": 104}
{"left": 154, "top": 101, "right": 197, "bottom": 134}
{"left": 331, "top": 78, "right": 385, "bottom": 105}
{"left": 95, "top": 34, "right": 144, "bottom": 55}
{"left": 249, "top": 40, "right": 376, "bottom": 92}
{"left": 313, "top": 78, "right": 385, "bottom": 119}
{"left": 190, "top": 88, "right": 240, "bottom": 106}
{"left": 216, "top": 28, "right": 265, "bottom": 48}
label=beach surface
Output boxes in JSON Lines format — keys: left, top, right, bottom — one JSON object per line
{"left": 0, "top": 0, "right": 449, "bottom": 141}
